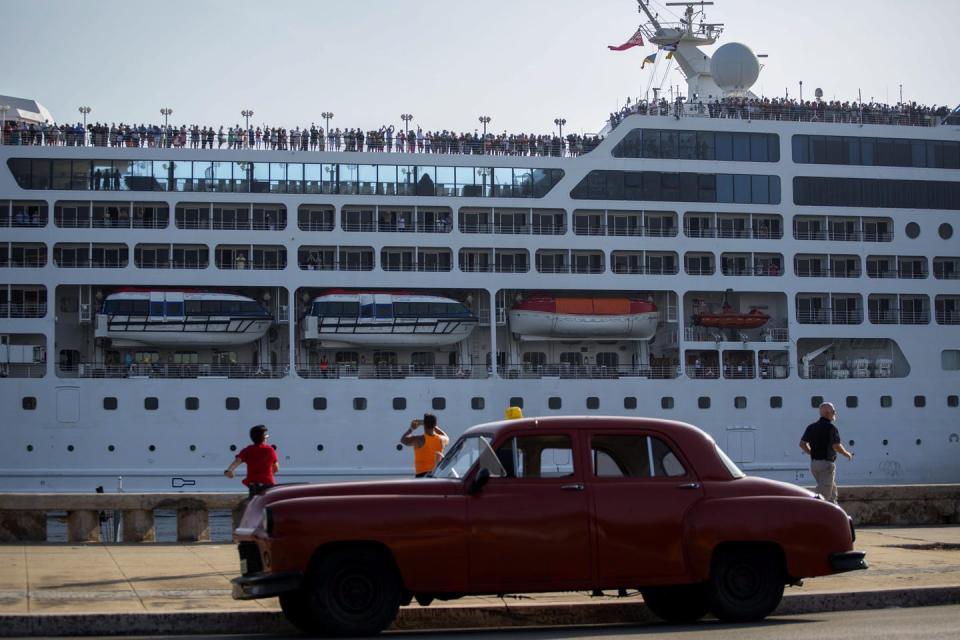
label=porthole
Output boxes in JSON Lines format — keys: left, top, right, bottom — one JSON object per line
{"left": 661, "top": 397, "right": 674, "bottom": 410}
{"left": 881, "top": 395, "right": 893, "bottom": 408}
{"left": 26, "top": 445, "right": 34, "bottom": 452}
{"left": 432, "top": 397, "right": 446, "bottom": 411}
{"left": 149, "top": 445, "right": 156, "bottom": 452}
{"left": 848, "top": 440, "right": 855, "bottom": 447}
{"left": 509, "top": 397, "right": 524, "bottom": 408}
{"left": 914, "top": 395, "right": 926, "bottom": 408}
{"left": 471, "top": 397, "right": 485, "bottom": 410}
{"left": 846, "top": 395, "right": 858, "bottom": 408}
{"left": 811, "top": 395, "right": 823, "bottom": 408}
{"left": 226, "top": 397, "right": 240, "bottom": 410}
{"left": 185, "top": 397, "right": 199, "bottom": 411}
{"left": 353, "top": 397, "right": 367, "bottom": 410}
{"left": 317, "top": 444, "right": 324, "bottom": 452}
{"left": 882, "top": 439, "right": 888, "bottom": 446}
{"left": 313, "top": 397, "right": 327, "bottom": 410}
{"left": 266, "top": 397, "right": 280, "bottom": 411}
{"left": 356, "top": 444, "right": 364, "bottom": 452}
{"left": 103, "top": 397, "right": 118, "bottom": 410}
{"left": 916, "top": 439, "right": 922, "bottom": 446}
{"left": 548, "top": 397, "right": 562, "bottom": 410}
{"left": 938, "top": 223, "right": 953, "bottom": 240}
{"left": 189, "top": 444, "right": 196, "bottom": 452}
{"left": 586, "top": 397, "right": 600, "bottom": 410}
{"left": 22, "top": 397, "right": 37, "bottom": 410}
{"left": 770, "top": 396, "right": 783, "bottom": 409}
{"left": 108, "top": 445, "right": 115, "bottom": 452}
{"left": 392, "top": 397, "right": 406, "bottom": 411}
{"left": 905, "top": 222, "right": 920, "bottom": 239}
{"left": 698, "top": 396, "right": 711, "bottom": 409}
{"left": 624, "top": 397, "right": 637, "bottom": 410}
{"left": 949, "top": 395, "right": 959, "bottom": 408}
{"left": 734, "top": 396, "right": 747, "bottom": 409}
{"left": 144, "top": 397, "right": 159, "bottom": 410}
{"left": 67, "top": 445, "right": 74, "bottom": 452}
{"left": 395, "top": 444, "right": 403, "bottom": 451}
{"left": 229, "top": 444, "right": 236, "bottom": 452}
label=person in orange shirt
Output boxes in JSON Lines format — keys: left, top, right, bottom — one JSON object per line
{"left": 400, "top": 413, "right": 449, "bottom": 477}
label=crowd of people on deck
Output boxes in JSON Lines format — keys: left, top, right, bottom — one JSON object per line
{"left": 609, "top": 96, "right": 953, "bottom": 129}
{"left": 0, "top": 119, "right": 601, "bottom": 157}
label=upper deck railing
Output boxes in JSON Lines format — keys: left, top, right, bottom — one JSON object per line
{"left": 608, "top": 99, "right": 956, "bottom": 130}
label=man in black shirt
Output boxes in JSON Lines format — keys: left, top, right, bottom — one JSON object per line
{"left": 800, "top": 402, "right": 854, "bottom": 504}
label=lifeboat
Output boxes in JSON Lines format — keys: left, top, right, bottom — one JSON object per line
{"left": 692, "top": 305, "right": 770, "bottom": 329}
{"left": 95, "top": 291, "right": 272, "bottom": 347}
{"left": 301, "top": 293, "right": 477, "bottom": 347}
{"left": 508, "top": 296, "right": 658, "bottom": 341}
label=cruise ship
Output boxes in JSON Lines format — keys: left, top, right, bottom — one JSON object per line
{"left": 1, "top": 2, "right": 958, "bottom": 492}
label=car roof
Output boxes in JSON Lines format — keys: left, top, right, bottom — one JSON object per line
{"left": 462, "top": 415, "right": 733, "bottom": 481}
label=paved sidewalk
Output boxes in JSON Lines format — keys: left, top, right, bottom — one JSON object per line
{"left": 0, "top": 526, "right": 958, "bottom": 635}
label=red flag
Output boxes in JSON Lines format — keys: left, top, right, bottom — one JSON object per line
{"left": 608, "top": 28, "right": 644, "bottom": 51}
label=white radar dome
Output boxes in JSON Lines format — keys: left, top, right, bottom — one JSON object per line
{"left": 710, "top": 42, "right": 760, "bottom": 93}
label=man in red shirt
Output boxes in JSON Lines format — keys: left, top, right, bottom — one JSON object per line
{"left": 224, "top": 424, "right": 279, "bottom": 496}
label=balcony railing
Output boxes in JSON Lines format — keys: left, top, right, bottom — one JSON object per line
{"left": 458, "top": 223, "right": 567, "bottom": 235}
{"left": 0, "top": 303, "right": 47, "bottom": 318}
{"left": 684, "top": 325, "right": 789, "bottom": 342}
{"left": 296, "top": 363, "right": 489, "bottom": 380}
{"left": 497, "top": 364, "right": 679, "bottom": 380}
{"left": 796, "top": 309, "right": 863, "bottom": 325}
{"left": 793, "top": 229, "right": 893, "bottom": 242}
{"left": 60, "top": 362, "right": 288, "bottom": 379}
{"left": 936, "top": 310, "right": 960, "bottom": 325}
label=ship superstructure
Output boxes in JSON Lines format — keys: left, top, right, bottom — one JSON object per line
{"left": 1, "top": 3, "right": 959, "bottom": 492}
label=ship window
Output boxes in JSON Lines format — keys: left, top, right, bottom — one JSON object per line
{"left": 939, "top": 223, "right": 953, "bottom": 240}
{"left": 734, "top": 396, "right": 747, "bottom": 409}
{"left": 393, "top": 397, "right": 406, "bottom": 410}
{"left": 770, "top": 396, "right": 782, "bottom": 408}
{"left": 103, "top": 397, "right": 118, "bottom": 410}
{"left": 22, "top": 397, "right": 36, "bottom": 410}
{"left": 313, "top": 397, "right": 327, "bottom": 410}
{"left": 906, "top": 222, "right": 920, "bottom": 238}
{"left": 846, "top": 396, "right": 858, "bottom": 408}
{"left": 549, "top": 397, "right": 562, "bottom": 410}
{"left": 880, "top": 395, "right": 893, "bottom": 408}
{"left": 624, "top": 397, "right": 637, "bottom": 410}
{"left": 509, "top": 397, "right": 524, "bottom": 408}
{"left": 266, "top": 397, "right": 280, "bottom": 410}
{"left": 353, "top": 397, "right": 367, "bottom": 410}
{"left": 432, "top": 397, "right": 446, "bottom": 411}
{"left": 661, "top": 397, "right": 674, "bottom": 410}
{"left": 144, "top": 397, "right": 158, "bottom": 411}
{"left": 811, "top": 395, "right": 824, "bottom": 408}
{"left": 914, "top": 395, "right": 926, "bottom": 408}
{"left": 948, "top": 395, "right": 959, "bottom": 407}
{"left": 226, "top": 397, "right": 240, "bottom": 410}
{"left": 471, "top": 397, "right": 485, "bottom": 410}
{"left": 586, "top": 397, "right": 600, "bottom": 410}
{"left": 942, "top": 350, "right": 960, "bottom": 370}
{"left": 185, "top": 397, "right": 199, "bottom": 411}
{"left": 698, "top": 397, "right": 711, "bottom": 409}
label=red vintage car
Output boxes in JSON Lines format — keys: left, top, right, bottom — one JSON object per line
{"left": 232, "top": 416, "right": 865, "bottom": 635}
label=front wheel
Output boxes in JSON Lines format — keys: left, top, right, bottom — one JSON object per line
{"left": 641, "top": 584, "right": 708, "bottom": 623}
{"left": 708, "top": 547, "right": 784, "bottom": 622}
{"left": 310, "top": 549, "right": 402, "bottom": 636}
{"left": 279, "top": 589, "right": 321, "bottom": 634}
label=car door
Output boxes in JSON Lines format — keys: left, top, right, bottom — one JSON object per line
{"left": 589, "top": 431, "right": 704, "bottom": 584}
{"left": 466, "top": 431, "right": 592, "bottom": 592}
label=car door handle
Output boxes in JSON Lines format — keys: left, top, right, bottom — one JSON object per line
{"left": 561, "top": 483, "right": 585, "bottom": 491}
{"left": 677, "top": 482, "right": 701, "bottom": 490}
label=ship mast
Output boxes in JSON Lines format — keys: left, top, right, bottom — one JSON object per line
{"left": 634, "top": 0, "right": 726, "bottom": 101}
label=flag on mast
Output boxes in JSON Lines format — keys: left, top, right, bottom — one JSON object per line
{"left": 608, "top": 27, "right": 644, "bottom": 51}
{"left": 641, "top": 52, "right": 657, "bottom": 68}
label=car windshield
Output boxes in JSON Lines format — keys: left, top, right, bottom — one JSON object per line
{"left": 715, "top": 443, "right": 746, "bottom": 479}
{"left": 431, "top": 434, "right": 503, "bottom": 479}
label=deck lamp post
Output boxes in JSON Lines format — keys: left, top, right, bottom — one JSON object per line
{"left": 400, "top": 113, "right": 413, "bottom": 133}
{"left": 241, "top": 109, "right": 254, "bottom": 128}
{"left": 478, "top": 115, "right": 491, "bottom": 135}
{"left": 78, "top": 105, "right": 91, "bottom": 128}
{"left": 0, "top": 104, "right": 10, "bottom": 145}
{"left": 554, "top": 118, "right": 566, "bottom": 137}
{"left": 160, "top": 108, "right": 173, "bottom": 148}
{"left": 321, "top": 111, "right": 334, "bottom": 132}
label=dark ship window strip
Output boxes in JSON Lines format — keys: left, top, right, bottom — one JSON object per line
{"left": 5, "top": 159, "right": 564, "bottom": 198}
{"left": 570, "top": 170, "right": 780, "bottom": 204}
{"left": 793, "top": 177, "right": 960, "bottom": 210}
{"left": 792, "top": 135, "right": 960, "bottom": 169}
{"left": 613, "top": 129, "right": 779, "bottom": 162}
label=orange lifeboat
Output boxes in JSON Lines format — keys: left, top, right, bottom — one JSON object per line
{"left": 692, "top": 304, "right": 770, "bottom": 329}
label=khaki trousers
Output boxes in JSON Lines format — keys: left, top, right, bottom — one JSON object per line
{"left": 811, "top": 458, "right": 838, "bottom": 504}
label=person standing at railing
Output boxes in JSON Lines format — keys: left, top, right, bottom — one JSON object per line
{"left": 224, "top": 425, "right": 279, "bottom": 497}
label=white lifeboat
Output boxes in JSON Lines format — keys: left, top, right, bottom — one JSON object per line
{"left": 509, "top": 296, "right": 658, "bottom": 341}
{"left": 301, "top": 292, "right": 477, "bottom": 347}
{"left": 95, "top": 291, "right": 272, "bottom": 347}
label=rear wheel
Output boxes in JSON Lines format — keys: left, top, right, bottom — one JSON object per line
{"left": 309, "top": 548, "right": 402, "bottom": 636}
{"left": 708, "top": 547, "right": 784, "bottom": 622}
{"left": 641, "top": 584, "right": 708, "bottom": 623}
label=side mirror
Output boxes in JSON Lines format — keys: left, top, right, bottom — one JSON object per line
{"left": 468, "top": 468, "right": 491, "bottom": 495}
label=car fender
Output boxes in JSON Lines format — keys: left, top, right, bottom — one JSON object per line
{"left": 683, "top": 496, "right": 853, "bottom": 580}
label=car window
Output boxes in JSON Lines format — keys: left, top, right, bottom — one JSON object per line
{"left": 433, "top": 435, "right": 499, "bottom": 479}
{"left": 494, "top": 434, "right": 574, "bottom": 479}
{"left": 591, "top": 434, "right": 686, "bottom": 478}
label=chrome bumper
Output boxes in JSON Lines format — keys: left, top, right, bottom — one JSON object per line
{"left": 231, "top": 571, "right": 302, "bottom": 600}
{"left": 830, "top": 551, "right": 868, "bottom": 573}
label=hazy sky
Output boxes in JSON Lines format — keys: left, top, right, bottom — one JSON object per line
{"left": 3, "top": 0, "right": 957, "bottom": 134}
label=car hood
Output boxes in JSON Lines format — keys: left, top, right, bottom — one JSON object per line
{"left": 709, "top": 476, "right": 817, "bottom": 500}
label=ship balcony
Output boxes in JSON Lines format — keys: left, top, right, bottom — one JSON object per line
{"left": 59, "top": 362, "right": 289, "bottom": 379}
{"left": 497, "top": 363, "right": 678, "bottom": 380}
{"left": 683, "top": 325, "right": 789, "bottom": 343}
{"left": 796, "top": 309, "right": 864, "bottom": 325}
{"left": 296, "top": 363, "right": 489, "bottom": 380}
{"left": 0, "top": 303, "right": 47, "bottom": 318}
